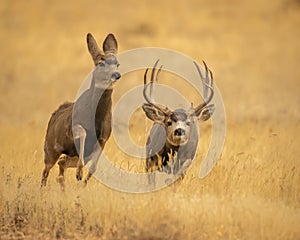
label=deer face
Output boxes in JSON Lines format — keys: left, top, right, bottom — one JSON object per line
{"left": 165, "top": 109, "right": 194, "bottom": 146}
{"left": 142, "top": 60, "right": 215, "bottom": 147}
{"left": 92, "top": 55, "right": 121, "bottom": 89}
{"left": 87, "top": 33, "right": 121, "bottom": 89}
{"left": 142, "top": 104, "right": 214, "bottom": 147}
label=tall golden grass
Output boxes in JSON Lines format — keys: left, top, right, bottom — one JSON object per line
{"left": 1, "top": 0, "right": 300, "bottom": 239}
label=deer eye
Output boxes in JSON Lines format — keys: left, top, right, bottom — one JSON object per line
{"left": 186, "top": 121, "right": 191, "bottom": 126}
{"left": 99, "top": 62, "right": 105, "bottom": 67}
{"left": 167, "top": 121, "right": 172, "bottom": 126}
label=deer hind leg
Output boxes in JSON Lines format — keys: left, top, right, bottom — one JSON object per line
{"left": 41, "top": 158, "right": 55, "bottom": 187}
{"left": 73, "top": 124, "right": 86, "bottom": 181}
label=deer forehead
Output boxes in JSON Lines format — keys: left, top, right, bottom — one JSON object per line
{"left": 101, "top": 55, "right": 118, "bottom": 65}
{"left": 169, "top": 109, "right": 190, "bottom": 122}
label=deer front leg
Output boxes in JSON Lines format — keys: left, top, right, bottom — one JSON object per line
{"left": 83, "top": 140, "right": 105, "bottom": 185}
{"left": 147, "top": 168, "right": 156, "bottom": 188}
{"left": 41, "top": 161, "right": 55, "bottom": 187}
{"left": 165, "top": 159, "right": 192, "bottom": 185}
{"left": 146, "top": 155, "right": 159, "bottom": 187}
{"left": 174, "top": 158, "right": 192, "bottom": 178}
{"left": 56, "top": 154, "right": 68, "bottom": 190}
{"left": 73, "top": 124, "right": 86, "bottom": 181}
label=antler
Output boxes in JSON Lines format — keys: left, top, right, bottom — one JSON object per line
{"left": 192, "top": 61, "right": 214, "bottom": 115}
{"left": 143, "top": 60, "right": 171, "bottom": 115}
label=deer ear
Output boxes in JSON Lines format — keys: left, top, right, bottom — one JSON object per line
{"left": 87, "top": 33, "right": 103, "bottom": 65}
{"left": 198, "top": 104, "right": 215, "bottom": 121}
{"left": 142, "top": 104, "right": 165, "bottom": 122}
{"left": 103, "top": 33, "right": 118, "bottom": 54}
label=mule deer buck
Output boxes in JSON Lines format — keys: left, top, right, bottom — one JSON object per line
{"left": 41, "top": 33, "right": 121, "bottom": 188}
{"left": 143, "top": 60, "right": 214, "bottom": 185}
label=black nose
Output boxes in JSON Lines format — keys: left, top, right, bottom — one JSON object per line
{"left": 174, "top": 128, "right": 186, "bottom": 136}
{"left": 112, "top": 72, "right": 121, "bottom": 81}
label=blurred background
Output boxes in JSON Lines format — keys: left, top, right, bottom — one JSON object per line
{"left": 1, "top": 0, "right": 299, "bottom": 127}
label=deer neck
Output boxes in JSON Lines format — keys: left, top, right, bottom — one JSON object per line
{"left": 166, "top": 140, "right": 180, "bottom": 152}
{"left": 91, "top": 88, "right": 113, "bottom": 120}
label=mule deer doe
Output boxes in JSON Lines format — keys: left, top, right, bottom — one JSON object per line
{"left": 143, "top": 60, "right": 214, "bottom": 185}
{"left": 41, "top": 33, "right": 121, "bottom": 188}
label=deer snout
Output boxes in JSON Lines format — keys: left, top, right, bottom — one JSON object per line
{"left": 111, "top": 72, "right": 121, "bottom": 81}
{"left": 174, "top": 128, "right": 186, "bottom": 136}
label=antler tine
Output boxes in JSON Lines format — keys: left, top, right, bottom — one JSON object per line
{"left": 143, "top": 60, "right": 170, "bottom": 115}
{"left": 202, "top": 61, "right": 209, "bottom": 100}
{"left": 148, "top": 59, "right": 159, "bottom": 101}
{"left": 143, "top": 60, "right": 157, "bottom": 104}
{"left": 144, "top": 68, "right": 149, "bottom": 85}
{"left": 156, "top": 65, "right": 163, "bottom": 82}
{"left": 150, "top": 64, "right": 163, "bottom": 99}
{"left": 143, "top": 68, "right": 152, "bottom": 105}
{"left": 202, "top": 61, "right": 214, "bottom": 100}
{"left": 145, "top": 59, "right": 159, "bottom": 103}
{"left": 205, "top": 62, "right": 214, "bottom": 104}
{"left": 203, "top": 61, "right": 213, "bottom": 101}
{"left": 192, "top": 61, "right": 214, "bottom": 114}
{"left": 150, "top": 59, "right": 160, "bottom": 84}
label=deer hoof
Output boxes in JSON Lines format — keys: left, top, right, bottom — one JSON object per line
{"left": 76, "top": 175, "right": 82, "bottom": 181}
{"left": 76, "top": 168, "right": 83, "bottom": 181}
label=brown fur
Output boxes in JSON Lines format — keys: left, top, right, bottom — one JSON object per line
{"left": 41, "top": 33, "right": 120, "bottom": 188}
{"left": 143, "top": 61, "right": 215, "bottom": 186}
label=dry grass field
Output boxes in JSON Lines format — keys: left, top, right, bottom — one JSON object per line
{"left": 1, "top": 0, "right": 300, "bottom": 239}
